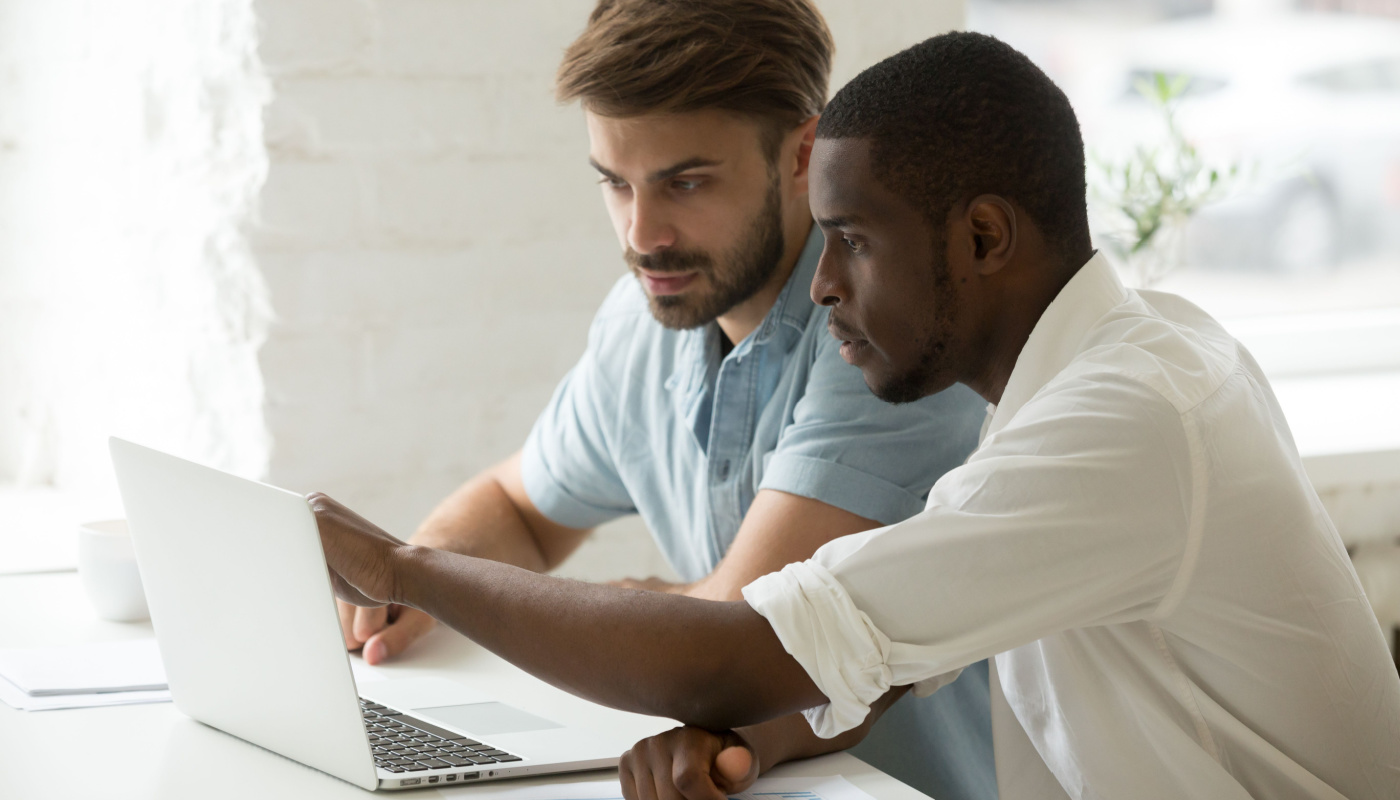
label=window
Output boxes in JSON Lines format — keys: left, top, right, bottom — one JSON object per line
{"left": 970, "top": 0, "right": 1400, "bottom": 347}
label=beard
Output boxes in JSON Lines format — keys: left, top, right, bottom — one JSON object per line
{"left": 868, "top": 248, "right": 957, "bottom": 405}
{"left": 626, "top": 177, "right": 786, "bottom": 331}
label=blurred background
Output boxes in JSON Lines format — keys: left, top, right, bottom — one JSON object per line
{"left": 1, "top": 0, "right": 1397, "bottom": 610}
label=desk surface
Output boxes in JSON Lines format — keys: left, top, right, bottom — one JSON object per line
{"left": 0, "top": 572, "right": 930, "bottom": 800}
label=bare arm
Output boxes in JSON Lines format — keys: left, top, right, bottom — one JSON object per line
{"left": 338, "top": 451, "right": 592, "bottom": 661}
{"left": 619, "top": 489, "right": 879, "bottom": 601}
{"left": 410, "top": 451, "right": 591, "bottom": 570}
{"left": 313, "top": 492, "right": 827, "bottom": 729}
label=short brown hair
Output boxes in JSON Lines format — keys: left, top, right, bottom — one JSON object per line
{"left": 556, "top": 0, "right": 834, "bottom": 159}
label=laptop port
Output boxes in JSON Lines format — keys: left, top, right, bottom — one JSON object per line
{"left": 429, "top": 776, "right": 439, "bottom": 784}
{"left": 461, "top": 773, "right": 480, "bottom": 781}
{"left": 401, "top": 778, "right": 421, "bottom": 787}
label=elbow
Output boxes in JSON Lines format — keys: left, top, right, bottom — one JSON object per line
{"left": 660, "top": 657, "right": 782, "bottom": 730}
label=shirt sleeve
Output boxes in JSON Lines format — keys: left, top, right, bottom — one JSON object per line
{"left": 520, "top": 289, "right": 638, "bottom": 529}
{"left": 758, "top": 329, "right": 987, "bottom": 524}
{"left": 743, "top": 373, "right": 1195, "bottom": 737}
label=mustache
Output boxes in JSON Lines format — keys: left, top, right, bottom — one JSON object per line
{"left": 625, "top": 248, "right": 712, "bottom": 273}
{"left": 827, "top": 313, "right": 864, "bottom": 342}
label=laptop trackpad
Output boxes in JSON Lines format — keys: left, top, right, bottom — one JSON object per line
{"left": 419, "top": 702, "right": 563, "bottom": 736}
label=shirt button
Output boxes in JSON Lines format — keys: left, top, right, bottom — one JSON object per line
{"left": 717, "top": 460, "right": 731, "bottom": 481}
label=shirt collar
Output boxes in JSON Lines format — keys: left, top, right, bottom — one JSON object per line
{"left": 746, "top": 224, "right": 825, "bottom": 350}
{"left": 986, "top": 252, "right": 1127, "bottom": 438}
{"left": 669, "top": 224, "right": 824, "bottom": 394}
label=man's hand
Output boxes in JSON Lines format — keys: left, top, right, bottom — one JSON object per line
{"left": 309, "top": 492, "right": 411, "bottom": 609}
{"left": 337, "top": 601, "right": 436, "bottom": 665}
{"left": 620, "top": 726, "right": 759, "bottom": 800}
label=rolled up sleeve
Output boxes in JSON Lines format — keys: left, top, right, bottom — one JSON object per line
{"left": 758, "top": 332, "right": 985, "bottom": 525}
{"left": 745, "top": 374, "right": 1194, "bottom": 737}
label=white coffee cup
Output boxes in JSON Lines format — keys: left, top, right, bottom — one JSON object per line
{"left": 77, "top": 519, "right": 150, "bottom": 622}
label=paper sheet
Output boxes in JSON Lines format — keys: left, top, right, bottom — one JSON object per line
{"left": 436, "top": 775, "right": 875, "bottom": 800}
{"left": 0, "top": 639, "right": 385, "bottom": 712}
{"left": 0, "top": 639, "right": 166, "bottom": 695}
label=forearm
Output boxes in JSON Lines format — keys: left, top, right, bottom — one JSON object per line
{"left": 410, "top": 472, "right": 550, "bottom": 571}
{"left": 738, "top": 686, "right": 910, "bottom": 771}
{"left": 392, "top": 544, "right": 825, "bottom": 729}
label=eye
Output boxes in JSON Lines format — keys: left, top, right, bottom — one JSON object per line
{"left": 598, "top": 175, "right": 628, "bottom": 190}
{"left": 670, "top": 178, "right": 702, "bottom": 192}
{"left": 842, "top": 236, "right": 865, "bottom": 254}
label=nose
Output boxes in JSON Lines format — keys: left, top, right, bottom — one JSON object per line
{"left": 810, "top": 242, "right": 846, "bottom": 307}
{"left": 627, "top": 194, "right": 677, "bottom": 255}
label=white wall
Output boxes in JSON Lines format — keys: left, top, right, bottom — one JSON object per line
{"left": 0, "top": 1, "right": 270, "bottom": 514}
{"left": 251, "top": 0, "right": 966, "bottom": 581}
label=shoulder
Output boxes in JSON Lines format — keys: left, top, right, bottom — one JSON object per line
{"left": 1070, "top": 289, "right": 1241, "bottom": 415}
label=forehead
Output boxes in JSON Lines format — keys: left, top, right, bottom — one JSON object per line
{"left": 585, "top": 109, "right": 766, "bottom": 170}
{"left": 810, "top": 137, "right": 912, "bottom": 225}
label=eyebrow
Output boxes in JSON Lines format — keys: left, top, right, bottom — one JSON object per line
{"left": 816, "top": 215, "right": 862, "bottom": 229}
{"left": 588, "top": 156, "right": 723, "bottom": 185}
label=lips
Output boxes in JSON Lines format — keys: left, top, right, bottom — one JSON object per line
{"left": 828, "top": 317, "right": 871, "bottom": 365}
{"left": 639, "top": 270, "right": 698, "bottom": 296}
{"left": 827, "top": 317, "right": 864, "bottom": 345}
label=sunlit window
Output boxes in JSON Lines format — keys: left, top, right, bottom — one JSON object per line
{"left": 971, "top": 0, "right": 1400, "bottom": 331}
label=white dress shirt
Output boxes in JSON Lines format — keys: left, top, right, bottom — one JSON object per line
{"left": 744, "top": 253, "right": 1400, "bottom": 799}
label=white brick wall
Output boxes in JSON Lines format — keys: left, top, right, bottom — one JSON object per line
{"left": 0, "top": 1, "right": 270, "bottom": 511}
{"left": 251, "top": 0, "right": 966, "bottom": 582}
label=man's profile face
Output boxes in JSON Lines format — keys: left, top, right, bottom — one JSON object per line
{"left": 586, "top": 109, "right": 787, "bottom": 330}
{"left": 808, "top": 137, "right": 966, "bottom": 403}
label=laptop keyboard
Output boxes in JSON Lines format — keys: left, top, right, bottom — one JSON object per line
{"left": 360, "top": 697, "right": 522, "bottom": 774}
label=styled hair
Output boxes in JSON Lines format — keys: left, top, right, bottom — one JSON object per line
{"left": 557, "top": 0, "right": 834, "bottom": 159}
{"left": 817, "top": 32, "right": 1093, "bottom": 264}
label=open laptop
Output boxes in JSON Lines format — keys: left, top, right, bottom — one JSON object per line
{"left": 109, "top": 437, "right": 631, "bottom": 791}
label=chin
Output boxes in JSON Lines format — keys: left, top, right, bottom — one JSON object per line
{"left": 866, "top": 361, "right": 949, "bottom": 406}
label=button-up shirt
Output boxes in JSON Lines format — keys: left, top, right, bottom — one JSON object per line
{"left": 521, "top": 229, "right": 986, "bottom": 581}
{"left": 521, "top": 228, "right": 997, "bottom": 800}
{"left": 745, "top": 253, "right": 1400, "bottom": 799}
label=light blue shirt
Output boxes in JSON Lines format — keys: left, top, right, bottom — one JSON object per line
{"left": 522, "top": 228, "right": 997, "bottom": 800}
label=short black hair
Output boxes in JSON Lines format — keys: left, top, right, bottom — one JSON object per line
{"left": 817, "top": 32, "right": 1091, "bottom": 264}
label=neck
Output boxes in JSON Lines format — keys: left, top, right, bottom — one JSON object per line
{"left": 715, "top": 205, "right": 813, "bottom": 345}
{"left": 963, "top": 257, "right": 1080, "bottom": 406}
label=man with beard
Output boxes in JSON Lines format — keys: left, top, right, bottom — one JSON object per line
{"left": 335, "top": 3, "right": 994, "bottom": 799}
{"left": 314, "top": 31, "right": 1400, "bottom": 800}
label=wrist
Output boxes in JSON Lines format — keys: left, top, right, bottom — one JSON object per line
{"left": 388, "top": 543, "right": 432, "bottom": 608}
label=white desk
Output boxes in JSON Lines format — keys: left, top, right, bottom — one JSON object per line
{"left": 0, "top": 572, "right": 932, "bottom": 800}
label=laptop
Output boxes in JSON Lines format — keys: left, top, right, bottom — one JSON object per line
{"left": 109, "top": 437, "right": 630, "bottom": 791}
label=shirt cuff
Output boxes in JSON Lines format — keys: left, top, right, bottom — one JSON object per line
{"left": 520, "top": 429, "right": 633, "bottom": 529}
{"left": 759, "top": 454, "right": 927, "bottom": 525}
{"left": 742, "top": 560, "right": 896, "bottom": 738}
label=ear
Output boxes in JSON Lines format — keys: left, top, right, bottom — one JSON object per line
{"left": 964, "top": 194, "right": 1017, "bottom": 275}
{"left": 788, "top": 115, "right": 821, "bottom": 195}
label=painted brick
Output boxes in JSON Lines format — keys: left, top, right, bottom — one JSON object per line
{"left": 376, "top": 0, "right": 590, "bottom": 78}
{"left": 259, "top": 329, "right": 369, "bottom": 409}
{"left": 370, "top": 156, "right": 604, "bottom": 247}
{"left": 252, "top": 161, "right": 367, "bottom": 249}
{"left": 254, "top": 0, "right": 377, "bottom": 77}
{"left": 266, "top": 76, "right": 494, "bottom": 159}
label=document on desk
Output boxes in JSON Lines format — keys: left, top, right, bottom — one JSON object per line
{"left": 0, "top": 639, "right": 166, "bottom": 695}
{"left": 435, "top": 775, "right": 875, "bottom": 800}
{"left": 0, "top": 638, "right": 385, "bottom": 711}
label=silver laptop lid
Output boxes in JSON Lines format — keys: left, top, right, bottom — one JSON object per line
{"left": 110, "top": 437, "right": 377, "bottom": 791}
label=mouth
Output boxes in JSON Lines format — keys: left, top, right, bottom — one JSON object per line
{"left": 827, "top": 319, "right": 870, "bottom": 365}
{"left": 637, "top": 269, "right": 699, "bottom": 296}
